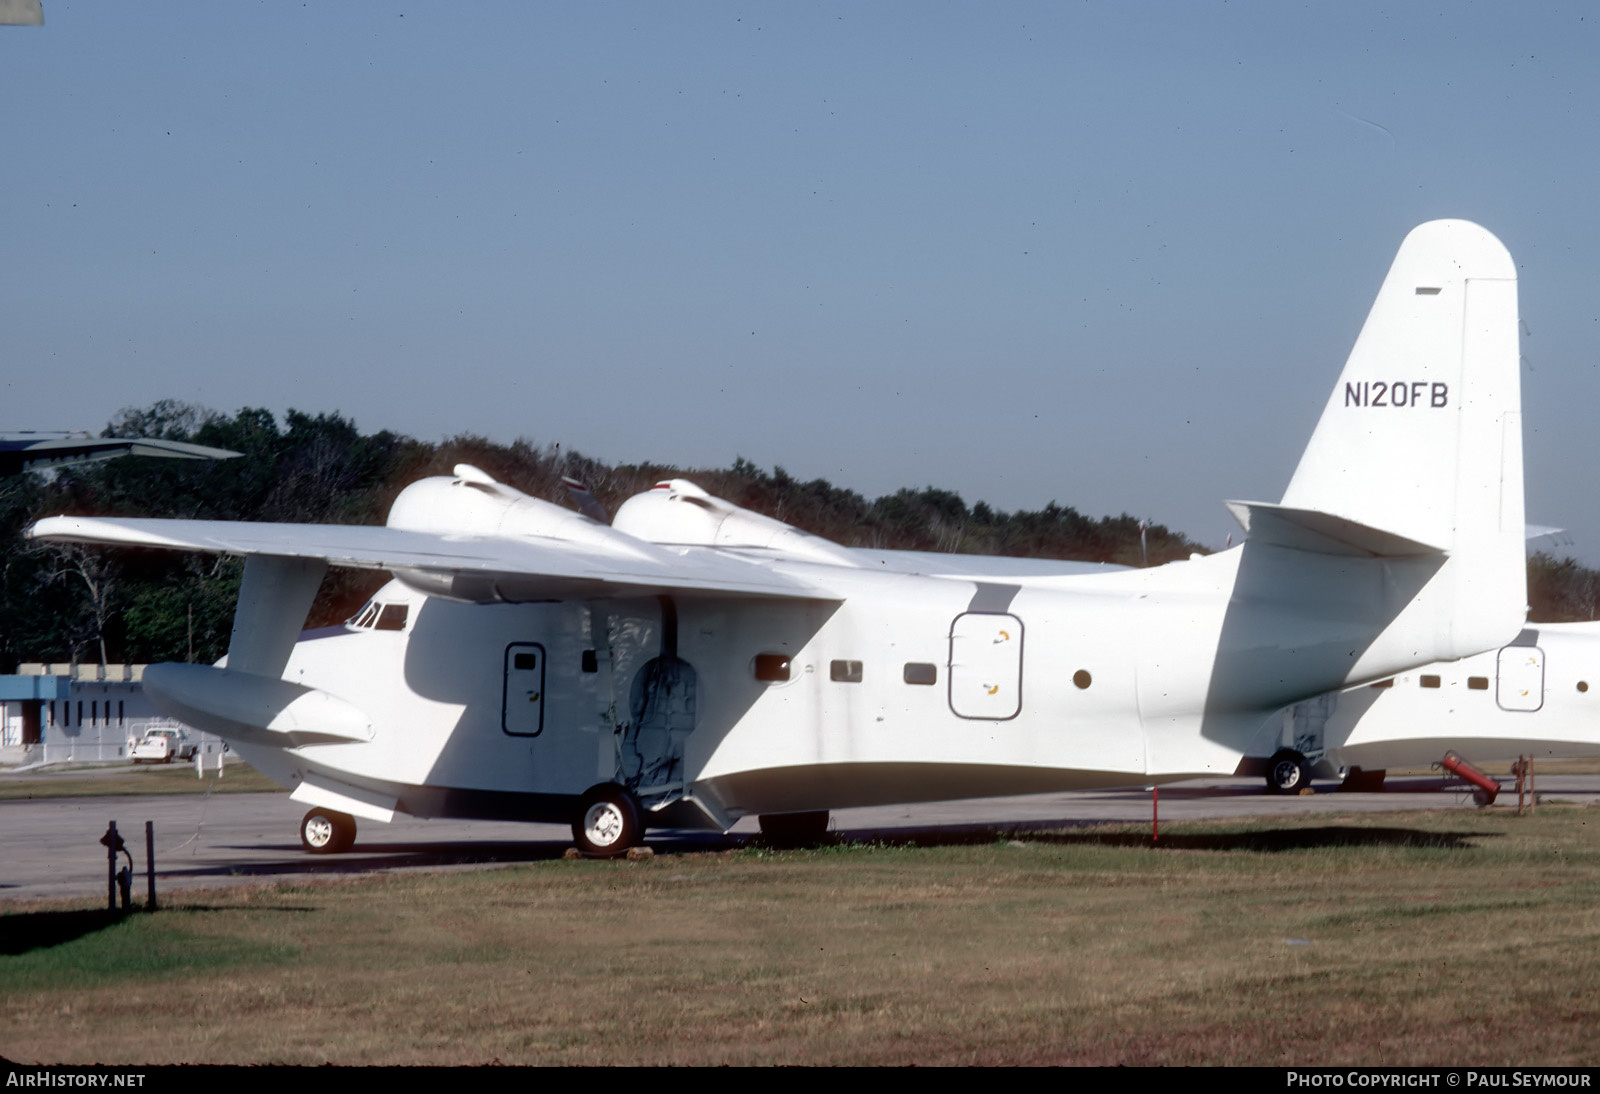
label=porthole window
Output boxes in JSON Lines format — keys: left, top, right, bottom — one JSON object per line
{"left": 903, "top": 662, "right": 937, "bottom": 685}
{"left": 830, "top": 660, "right": 863, "bottom": 683}
{"left": 1579, "top": 681, "right": 1590, "bottom": 694}
{"left": 1467, "top": 677, "right": 1489, "bottom": 691}
{"left": 1073, "top": 670, "right": 1092, "bottom": 690}
{"left": 1420, "top": 675, "right": 1441, "bottom": 689}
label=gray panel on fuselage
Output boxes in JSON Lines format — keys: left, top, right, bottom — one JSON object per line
{"left": 393, "top": 597, "right": 602, "bottom": 797}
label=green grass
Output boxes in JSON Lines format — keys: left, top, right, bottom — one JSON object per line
{"left": 0, "top": 762, "right": 285, "bottom": 800}
{"left": 0, "top": 910, "right": 299, "bottom": 990}
{"left": 3, "top": 806, "right": 1598, "bottom": 1065}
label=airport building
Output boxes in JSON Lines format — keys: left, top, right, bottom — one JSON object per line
{"left": 0, "top": 663, "right": 219, "bottom": 766}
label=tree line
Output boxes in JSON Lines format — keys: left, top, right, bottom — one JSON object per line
{"left": 2, "top": 400, "right": 1594, "bottom": 670}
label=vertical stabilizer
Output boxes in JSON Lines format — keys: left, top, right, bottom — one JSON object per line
{"left": 1277, "top": 220, "right": 1524, "bottom": 656}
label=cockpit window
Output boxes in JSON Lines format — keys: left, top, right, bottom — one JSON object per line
{"left": 348, "top": 601, "right": 407, "bottom": 630}
{"left": 374, "top": 604, "right": 409, "bottom": 631}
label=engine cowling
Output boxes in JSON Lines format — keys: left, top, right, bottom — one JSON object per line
{"left": 612, "top": 479, "right": 859, "bottom": 566}
{"left": 387, "top": 464, "right": 649, "bottom": 556}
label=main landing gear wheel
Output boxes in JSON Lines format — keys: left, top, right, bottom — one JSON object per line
{"left": 300, "top": 808, "right": 357, "bottom": 854}
{"left": 1265, "top": 749, "right": 1313, "bottom": 795}
{"left": 758, "top": 810, "right": 832, "bottom": 846}
{"left": 572, "top": 785, "right": 643, "bottom": 857}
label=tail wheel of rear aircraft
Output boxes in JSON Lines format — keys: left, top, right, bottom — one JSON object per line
{"left": 573, "top": 785, "right": 643, "bottom": 857}
{"left": 1266, "top": 749, "right": 1312, "bottom": 795}
{"left": 300, "top": 808, "right": 357, "bottom": 854}
{"left": 758, "top": 810, "right": 832, "bottom": 846}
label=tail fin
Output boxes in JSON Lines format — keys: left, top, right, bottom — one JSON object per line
{"left": 1233, "top": 221, "right": 1525, "bottom": 660}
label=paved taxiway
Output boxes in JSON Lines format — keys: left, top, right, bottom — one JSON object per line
{"left": 4, "top": 775, "right": 1597, "bottom": 902}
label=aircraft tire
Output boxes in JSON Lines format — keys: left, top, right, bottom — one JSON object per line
{"left": 1265, "top": 749, "right": 1312, "bottom": 795}
{"left": 300, "top": 808, "right": 357, "bottom": 854}
{"left": 573, "top": 785, "right": 643, "bottom": 857}
{"left": 758, "top": 810, "right": 831, "bottom": 846}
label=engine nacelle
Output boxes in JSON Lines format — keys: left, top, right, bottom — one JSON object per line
{"left": 612, "top": 479, "right": 859, "bottom": 566}
{"left": 386, "top": 464, "right": 672, "bottom": 603}
{"left": 388, "top": 464, "right": 647, "bottom": 557}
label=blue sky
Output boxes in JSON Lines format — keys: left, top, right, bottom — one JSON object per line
{"left": 5, "top": 3, "right": 1598, "bottom": 561}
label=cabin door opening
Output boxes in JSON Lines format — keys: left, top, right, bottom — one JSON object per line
{"left": 619, "top": 656, "right": 697, "bottom": 793}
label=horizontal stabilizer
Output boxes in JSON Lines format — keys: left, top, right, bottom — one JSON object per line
{"left": 1224, "top": 501, "right": 1444, "bottom": 558}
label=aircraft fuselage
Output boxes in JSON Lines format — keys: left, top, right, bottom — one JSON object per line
{"left": 218, "top": 537, "right": 1486, "bottom": 831}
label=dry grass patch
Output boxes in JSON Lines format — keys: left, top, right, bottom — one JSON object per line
{"left": 3, "top": 807, "right": 1598, "bottom": 1065}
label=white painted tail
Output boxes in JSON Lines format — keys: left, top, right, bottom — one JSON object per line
{"left": 1230, "top": 221, "right": 1525, "bottom": 665}
{"left": 1283, "top": 221, "right": 1521, "bottom": 551}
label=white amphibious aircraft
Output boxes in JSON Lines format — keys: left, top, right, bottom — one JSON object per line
{"left": 30, "top": 221, "right": 1528, "bottom": 855}
{"left": 1250, "top": 621, "right": 1600, "bottom": 794}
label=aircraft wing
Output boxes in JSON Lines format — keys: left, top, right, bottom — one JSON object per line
{"left": 0, "top": 437, "right": 240, "bottom": 476}
{"left": 0, "top": 1, "right": 43, "bottom": 26}
{"left": 27, "top": 516, "right": 832, "bottom": 602}
{"left": 847, "top": 548, "right": 1128, "bottom": 578}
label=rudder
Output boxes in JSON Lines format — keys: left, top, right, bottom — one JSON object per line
{"left": 1277, "top": 220, "right": 1524, "bottom": 656}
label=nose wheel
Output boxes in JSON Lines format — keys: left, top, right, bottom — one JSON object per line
{"left": 300, "top": 808, "right": 357, "bottom": 854}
